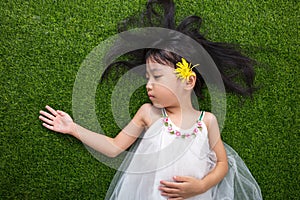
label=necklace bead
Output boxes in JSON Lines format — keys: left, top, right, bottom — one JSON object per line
{"left": 163, "top": 116, "right": 202, "bottom": 138}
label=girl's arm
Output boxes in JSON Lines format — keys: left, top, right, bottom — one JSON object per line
{"left": 197, "top": 113, "right": 228, "bottom": 191}
{"left": 39, "top": 104, "right": 149, "bottom": 157}
{"left": 159, "top": 113, "right": 228, "bottom": 199}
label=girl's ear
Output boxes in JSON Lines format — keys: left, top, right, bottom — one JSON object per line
{"left": 184, "top": 75, "right": 196, "bottom": 90}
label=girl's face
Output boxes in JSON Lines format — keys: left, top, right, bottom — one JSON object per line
{"left": 145, "top": 59, "right": 184, "bottom": 108}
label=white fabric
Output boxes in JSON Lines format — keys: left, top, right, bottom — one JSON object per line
{"left": 105, "top": 114, "right": 262, "bottom": 200}
{"left": 211, "top": 143, "right": 263, "bottom": 200}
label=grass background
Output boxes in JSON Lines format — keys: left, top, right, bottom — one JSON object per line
{"left": 1, "top": 0, "right": 299, "bottom": 199}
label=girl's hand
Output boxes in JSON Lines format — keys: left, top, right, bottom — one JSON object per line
{"left": 39, "top": 105, "right": 76, "bottom": 135}
{"left": 159, "top": 176, "right": 206, "bottom": 200}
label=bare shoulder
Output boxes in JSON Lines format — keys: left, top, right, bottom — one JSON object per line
{"left": 137, "top": 103, "right": 156, "bottom": 116}
{"left": 135, "top": 103, "right": 161, "bottom": 127}
{"left": 203, "top": 111, "right": 222, "bottom": 146}
{"left": 202, "top": 111, "right": 219, "bottom": 130}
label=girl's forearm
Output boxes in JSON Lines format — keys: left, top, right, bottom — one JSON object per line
{"left": 70, "top": 123, "right": 123, "bottom": 158}
{"left": 200, "top": 161, "right": 228, "bottom": 193}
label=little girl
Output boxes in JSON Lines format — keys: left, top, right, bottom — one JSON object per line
{"left": 39, "top": 0, "right": 262, "bottom": 199}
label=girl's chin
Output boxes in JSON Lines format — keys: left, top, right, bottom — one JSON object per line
{"left": 151, "top": 102, "right": 164, "bottom": 109}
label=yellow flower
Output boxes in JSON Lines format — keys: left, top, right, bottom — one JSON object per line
{"left": 174, "top": 58, "right": 199, "bottom": 81}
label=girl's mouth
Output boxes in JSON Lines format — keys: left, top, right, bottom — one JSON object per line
{"left": 148, "top": 93, "right": 155, "bottom": 99}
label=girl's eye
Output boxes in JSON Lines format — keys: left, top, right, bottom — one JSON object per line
{"left": 144, "top": 74, "right": 162, "bottom": 80}
{"left": 154, "top": 75, "right": 162, "bottom": 79}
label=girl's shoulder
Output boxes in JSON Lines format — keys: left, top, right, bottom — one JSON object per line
{"left": 201, "top": 111, "right": 222, "bottom": 147}
{"left": 201, "top": 111, "right": 215, "bottom": 119}
{"left": 138, "top": 103, "right": 160, "bottom": 114}
{"left": 201, "top": 111, "right": 219, "bottom": 130}
{"left": 137, "top": 103, "right": 162, "bottom": 127}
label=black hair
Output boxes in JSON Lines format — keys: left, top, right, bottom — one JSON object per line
{"left": 103, "top": 0, "right": 257, "bottom": 97}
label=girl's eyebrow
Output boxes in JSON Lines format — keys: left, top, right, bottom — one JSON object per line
{"left": 146, "top": 67, "right": 163, "bottom": 73}
{"left": 151, "top": 68, "right": 162, "bottom": 72}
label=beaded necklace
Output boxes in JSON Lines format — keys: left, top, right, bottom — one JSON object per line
{"left": 162, "top": 109, "right": 204, "bottom": 139}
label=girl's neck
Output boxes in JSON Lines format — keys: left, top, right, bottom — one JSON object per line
{"left": 164, "top": 103, "right": 200, "bottom": 129}
{"left": 165, "top": 104, "right": 195, "bottom": 115}
{"left": 165, "top": 94, "right": 196, "bottom": 115}
{"left": 165, "top": 101, "right": 200, "bottom": 123}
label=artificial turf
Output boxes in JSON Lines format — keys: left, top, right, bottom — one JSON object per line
{"left": 1, "top": 0, "right": 299, "bottom": 199}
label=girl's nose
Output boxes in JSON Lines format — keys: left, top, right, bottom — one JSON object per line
{"left": 146, "top": 80, "right": 153, "bottom": 91}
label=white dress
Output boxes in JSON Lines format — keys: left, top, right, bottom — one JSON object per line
{"left": 105, "top": 110, "right": 262, "bottom": 200}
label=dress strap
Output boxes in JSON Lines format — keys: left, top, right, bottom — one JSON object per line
{"left": 162, "top": 108, "right": 168, "bottom": 117}
{"left": 198, "top": 111, "right": 205, "bottom": 121}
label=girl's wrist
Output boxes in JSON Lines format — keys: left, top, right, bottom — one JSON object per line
{"left": 69, "top": 122, "right": 78, "bottom": 137}
{"left": 197, "top": 179, "right": 209, "bottom": 195}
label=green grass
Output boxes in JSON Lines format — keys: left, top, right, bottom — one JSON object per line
{"left": 1, "top": 0, "right": 299, "bottom": 199}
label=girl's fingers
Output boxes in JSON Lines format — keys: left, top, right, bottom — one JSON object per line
{"left": 56, "top": 110, "right": 65, "bottom": 116}
{"left": 39, "top": 110, "right": 54, "bottom": 120}
{"left": 42, "top": 122, "right": 54, "bottom": 130}
{"left": 159, "top": 186, "right": 179, "bottom": 194}
{"left": 160, "top": 181, "right": 180, "bottom": 189}
{"left": 161, "top": 191, "right": 180, "bottom": 197}
{"left": 39, "top": 115, "right": 54, "bottom": 125}
{"left": 45, "top": 105, "right": 58, "bottom": 116}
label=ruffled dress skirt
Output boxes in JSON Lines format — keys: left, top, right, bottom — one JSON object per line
{"left": 105, "top": 116, "right": 262, "bottom": 200}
